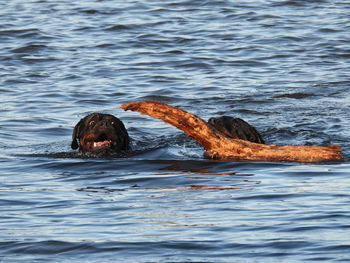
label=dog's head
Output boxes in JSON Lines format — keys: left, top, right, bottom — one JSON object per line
{"left": 71, "top": 113, "right": 130, "bottom": 153}
{"left": 208, "top": 116, "right": 265, "bottom": 144}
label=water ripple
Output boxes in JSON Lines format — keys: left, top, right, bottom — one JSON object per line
{"left": 1, "top": 0, "right": 349, "bottom": 262}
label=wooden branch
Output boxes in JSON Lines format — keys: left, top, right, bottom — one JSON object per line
{"left": 120, "top": 101, "right": 343, "bottom": 163}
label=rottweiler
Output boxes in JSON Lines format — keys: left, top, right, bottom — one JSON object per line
{"left": 208, "top": 116, "right": 265, "bottom": 144}
{"left": 71, "top": 113, "right": 263, "bottom": 153}
{"left": 71, "top": 113, "right": 130, "bottom": 153}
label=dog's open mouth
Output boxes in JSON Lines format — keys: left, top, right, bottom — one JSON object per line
{"left": 86, "top": 134, "right": 117, "bottom": 151}
{"left": 93, "top": 140, "right": 112, "bottom": 149}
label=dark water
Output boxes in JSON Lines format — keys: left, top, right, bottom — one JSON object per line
{"left": 1, "top": 0, "right": 350, "bottom": 262}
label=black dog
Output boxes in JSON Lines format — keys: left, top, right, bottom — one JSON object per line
{"left": 208, "top": 116, "right": 265, "bottom": 144}
{"left": 71, "top": 113, "right": 130, "bottom": 153}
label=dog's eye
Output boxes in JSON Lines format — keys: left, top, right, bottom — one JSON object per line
{"left": 111, "top": 121, "right": 115, "bottom": 125}
{"left": 89, "top": 121, "right": 96, "bottom": 126}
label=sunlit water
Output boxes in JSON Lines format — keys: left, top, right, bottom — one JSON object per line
{"left": 1, "top": 0, "right": 350, "bottom": 262}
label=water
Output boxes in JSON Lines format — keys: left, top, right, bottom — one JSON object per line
{"left": 1, "top": 0, "right": 350, "bottom": 262}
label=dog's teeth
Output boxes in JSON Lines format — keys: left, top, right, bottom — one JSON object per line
{"left": 92, "top": 140, "right": 112, "bottom": 149}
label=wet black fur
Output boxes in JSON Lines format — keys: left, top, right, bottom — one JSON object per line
{"left": 71, "top": 113, "right": 130, "bottom": 152}
{"left": 208, "top": 116, "right": 265, "bottom": 144}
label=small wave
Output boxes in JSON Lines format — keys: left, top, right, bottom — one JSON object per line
{"left": 0, "top": 28, "right": 43, "bottom": 38}
{"left": 2, "top": 240, "right": 96, "bottom": 255}
{"left": 105, "top": 24, "right": 131, "bottom": 31}
{"left": 274, "top": 93, "right": 317, "bottom": 99}
{"left": 11, "top": 44, "right": 49, "bottom": 54}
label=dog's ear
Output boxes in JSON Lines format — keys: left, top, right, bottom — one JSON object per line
{"left": 71, "top": 119, "right": 84, "bottom": 150}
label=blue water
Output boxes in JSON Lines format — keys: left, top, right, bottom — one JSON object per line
{"left": 1, "top": 0, "right": 350, "bottom": 262}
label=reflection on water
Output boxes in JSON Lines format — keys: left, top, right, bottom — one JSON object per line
{"left": 157, "top": 160, "right": 252, "bottom": 176}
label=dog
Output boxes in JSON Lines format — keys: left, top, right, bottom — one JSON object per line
{"left": 208, "top": 116, "right": 265, "bottom": 144}
{"left": 71, "top": 113, "right": 263, "bottom": 153}
{"left": 71, "top": 113, "right": 130, "bottom": 153}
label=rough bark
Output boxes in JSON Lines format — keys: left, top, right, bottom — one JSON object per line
{"left": 120, "top": 101, "right": 343, "bottom": 163}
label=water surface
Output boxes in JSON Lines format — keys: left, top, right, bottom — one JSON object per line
{"left": 1, "top": 0, "right": 350, "bottom": 262}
